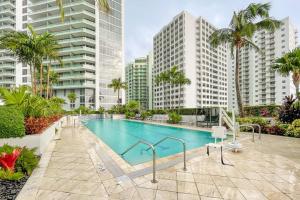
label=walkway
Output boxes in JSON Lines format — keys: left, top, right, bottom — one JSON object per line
{"left": 17, "top": 127, "right": 300, "bottom": 200}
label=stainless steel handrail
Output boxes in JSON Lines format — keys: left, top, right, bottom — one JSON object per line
{"left": 145, "top": 136, "right": 187, "bottom": 171}
{"left": 240, "top": 125, "right": 255, "bottom": 142}
{"left": 240, "top": 123, "right": 261, "bottom": 141}
{"left": 120, "top": 140, "right": 157, "bottom": 183}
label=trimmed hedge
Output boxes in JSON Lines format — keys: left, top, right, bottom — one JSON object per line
{"left": 244, "top": 105, "right": 280, "bottom": 117}
{"left": 0, "top": 106, "right": 25, "bottom": 138}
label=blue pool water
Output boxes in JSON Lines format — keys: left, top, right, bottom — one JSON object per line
{"left": 85, "top": 119, "right": 215, "bottom": 165}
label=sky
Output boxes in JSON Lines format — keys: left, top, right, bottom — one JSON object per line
{"left": 124, "top": 0, "right": 300, "bottom": 63}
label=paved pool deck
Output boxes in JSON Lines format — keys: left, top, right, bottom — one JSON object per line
{"left": 17, "top": 124, "right": 300, "bottom": 200}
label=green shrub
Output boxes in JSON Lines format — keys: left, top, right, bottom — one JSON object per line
{"left": 16, "top": 147, "right": 39, "bottom": 175}
{"left": 108, "top": 105, "right": 126, "bottom": 114}
{"left": 0, "top": 106, "right": 25, "bottom": 138}
{"left": 237, "top": 117, "right": 267, "bottom": 132}
{"left": 167, "top": 112, "right": 182, "bottom": 124}
{"left": 286, "top": 119, "right": 300, "bottom": 138}
{"left": 125, "top": 100, "right": 139, "bottom": 113}
{"left": 0, "top": 170, "right": 24, "bottom": 181}
{"left": 74, "top": 106, "right": 92, "bottom": 114}
{"left": 98, "top": 106, "right": 105, "bottom": 114}
{"left": 125, "top": 111, "right": 135, "bottom": 119}
{"left": 141, "top": 111, "right": 152, "bottom": 120}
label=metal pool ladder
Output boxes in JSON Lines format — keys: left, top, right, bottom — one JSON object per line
{"left": 145, "top": 136, "right": 187, "bottom": 171}
{"left": 120, "top": 140, "right": 158, "bottom": 183}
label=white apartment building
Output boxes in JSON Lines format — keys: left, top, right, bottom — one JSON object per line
{"left": 228, "top": 17, "right": 298, "bottom": 112}
{"left": 0, "top": 0, "right": 124, "bottom": 110}
{"left": 153, "top": 11, "right": 228, "bottom": 109}
{"left": 0, "top": 0, "right": 26, "bottom": 88}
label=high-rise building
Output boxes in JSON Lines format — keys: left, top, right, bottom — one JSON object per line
{"left": 228, "top": 17, "right": 298, "bottom": 112}
{"left": 0, "top": 0, "right": 124, "bottom": 110}
{"left": 125, "top": 52, "right": 153, "bottom": 110}
{"left": 0, "top": 0, "right": 27, "bottom": 88}
{"left": 153, "top": 11, "right": 228, "bottom": 109}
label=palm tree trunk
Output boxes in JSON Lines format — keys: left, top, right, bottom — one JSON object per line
{"left": 46, "top": 64, "right": 50, "bottom": 99}
{"left": 40, "top": 63, "right": 43, "bottom": 96}
{"left": 30, "top": 64, "right": 34, "bottom": 93}
{"left": 235, "top": 47, "right": 244, "bottom": 117}
{"left": 33, "top": 66, "right": 37, "bottom": 95}
{"left": 178, "top": 84, "right": 181, "bottom": 114}
{"left": 117, "top": 89, "right": 120, "bottom": 105}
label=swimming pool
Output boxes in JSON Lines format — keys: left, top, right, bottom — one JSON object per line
{"left": 85, "top": 119, "right": 215, "bottom": 165}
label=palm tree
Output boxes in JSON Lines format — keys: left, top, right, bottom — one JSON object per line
{"left": 173, "top": 72, "right": 191, "bottom": 113}
{"left": 37, "top": 32, "right": 61, "bottom": 97}
{"left": 209, "top": 3, "right": 281, "bottom": 117}
{"left": 273, "top": 48, "right": 300, "bottom": 99}
{"left": 0, "top": 31, "right": 36, "bottom": 92}
{"left": 55, "top": 0, "right": 110, "bottom": 22}
{"left": 67, "top": 92, "right": 77, "bottom": 110}
{"left": 48, "top": 70, "right": 60, "bottom": 98}
{"left": 0, "top": 25, "right": 61, "bottom": 96}
{"left": 155, "top": 71, "right": 169, "bottom": 109}
{"left": 108, "top": 78, "right": 127, "bottom": 105}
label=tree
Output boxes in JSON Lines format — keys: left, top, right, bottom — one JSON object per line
{"left": 273, "top": 48, "right": 300, "bottom": 98}
{"left": 108, "top": 78, "right": 127, "bottom": 105}
{"left": 155, "top": 71, "right": 169, "bottom": 109}
{"left": 48, "top": 71, "right": 60, "bottom": 98}
{"left": 209, "top": 3, "right": 281, "bottom": 117}
{"left": 67, "top": 92, "right": 77, "bottom": 110}
{"left": 173, "top": 72, "right": 191, "bottom": 113}
{"left": 155, "top": 66, "right": 181, "bottom": 109}
{"left": 0, "top": 25, "right": 61, "bottom": 96}
{"left": 55, "top": 0, "right": 110, "bottom": 22}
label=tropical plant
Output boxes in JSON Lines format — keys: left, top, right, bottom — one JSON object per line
{"left": 279, "top": 95, "right": 300, "bottom": 123}
{"left": 0, "top": 86, "right": 30, "bottom": 109}
{"left": 98, "top": 106, "right": 105, "bottom": 114}
{"left": 55, "top": 0, "right": 110, "bottom": 22}
{"left": 286, "top": 119, "right": 300, "bottom": 137}
{"left": 273, "top": 47, "right": 300, "bottom": 98}
{"left": 0, "top": 148, "right": 22, "bottom": 172}
{"left": 0, "top": 170, "right": 24, "bottom": 181}
{"left": 0, "top": 106, "right": 25, "bottom": 138}
{"left": 0, "top": 26, "right": 62, "bottom": 95}
{"left": 125, "top": 100, "right": 139, "bottom": 113}
{"left": 167, "top": 112, "right": 182, "bottom": 124}
{"left": 16, "top": 147, "right": 39, "bottom": 175}
{"left": 209, "top": 3, "right": 281, "bottom": 117}
{"left": 67, "top": 92, "right": 77, "bottom": 110}
{"left": 108, "top": 78, "right": 127, "bottom": 105}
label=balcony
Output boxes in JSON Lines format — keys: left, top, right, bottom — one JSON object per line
{"left": 53, "top": 82, "right": 95, "bottom": 89}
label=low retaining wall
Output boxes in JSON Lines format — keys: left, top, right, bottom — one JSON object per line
{"left": 0, "top": 117, "right": 65, "bottom": 155}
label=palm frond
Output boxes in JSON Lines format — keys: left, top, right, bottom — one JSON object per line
{"left": 243, "top": 3, "right": 271, "bottom": 21}
{"left": 255, "top": 18, "right": 282, "bottom": 32}
{"left": 209, "top": 28, "right": 233, "bottom": 48}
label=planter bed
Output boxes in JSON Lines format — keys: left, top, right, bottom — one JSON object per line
{"left": 0, "top": 176, "right": 29, "bottom": 200}
{"left": 0, "top": 117, "right": 65, "bottom": 155}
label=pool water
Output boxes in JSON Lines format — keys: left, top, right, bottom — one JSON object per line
{"left": 85, "top": 119, "right": 215, "bottom": 165}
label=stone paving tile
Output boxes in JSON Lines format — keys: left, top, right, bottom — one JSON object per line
{"left": 17, "top": 125, "right": 300, "bottom": 200}
{"left": 177, "top": 193, "right": 200, "bottom": 200}
{"left": 155, "top": 190, "right": 177, "bottom": 200}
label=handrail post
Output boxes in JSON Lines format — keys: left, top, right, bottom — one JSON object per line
{"left": 120, "top": 140, "right": 157, "bottom": 183}
{"left": 146, "top": 136, "right": 187, "bottom": 171}
{"left": 183, "top": 141, "right": 187, "bottom": 171}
